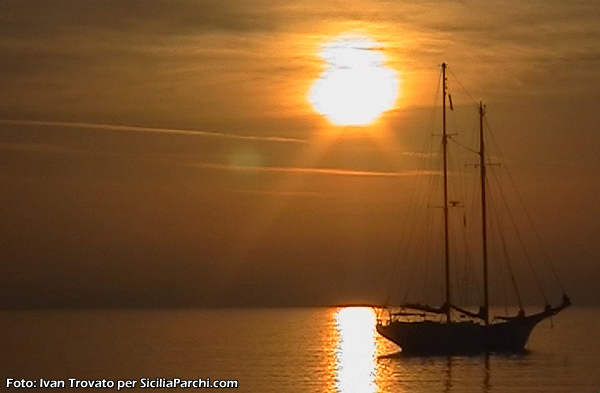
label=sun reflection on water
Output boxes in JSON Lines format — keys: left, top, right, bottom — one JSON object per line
{"left": 333, "top": 307, "right": 379, "bottom": 393}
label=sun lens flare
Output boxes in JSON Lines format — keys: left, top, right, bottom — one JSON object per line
{"left": 309, "top": 35, "right": 399, "bottom": 126}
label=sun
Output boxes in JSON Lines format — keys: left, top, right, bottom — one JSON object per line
{"left": 309, "top": 34, "right": 399, "bottom": 126}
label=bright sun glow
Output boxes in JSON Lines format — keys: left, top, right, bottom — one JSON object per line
{"left": 309, "top": 35, "right": 399, "bottom": 126}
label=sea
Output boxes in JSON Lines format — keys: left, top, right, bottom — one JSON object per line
{"left": 1, "top": 307, "right": 598, "bottom": 393}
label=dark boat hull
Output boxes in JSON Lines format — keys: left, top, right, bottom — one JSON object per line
{"left": 376, "top": 318, "right": 538, "bottom": 355}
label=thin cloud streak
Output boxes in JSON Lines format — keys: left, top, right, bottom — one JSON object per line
{"left": 0, "top": 119, "right": 308, "bottom": 144}
{"left": 193, "top": 161, "right": 436, "bottom": 177}
{"left": 229, "top": 188, "right": 326, "bottom": 198}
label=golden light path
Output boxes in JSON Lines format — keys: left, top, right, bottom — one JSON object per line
{"left": 334, "top": 307, "right": 379, "bottom": 393}
{"left": 309, "top": 35, "right": 399, "bottom": 126}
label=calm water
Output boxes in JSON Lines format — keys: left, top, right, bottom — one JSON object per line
{"left": 1, "top": 307, "right": 598, "bottom": 392}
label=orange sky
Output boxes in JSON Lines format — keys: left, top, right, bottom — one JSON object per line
{"left": 0, "top": 0, "right": 598, "bottom": 308}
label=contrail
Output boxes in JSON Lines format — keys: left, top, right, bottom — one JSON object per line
{"left": 0, "top": 119, "right": 308, "bottom": 144}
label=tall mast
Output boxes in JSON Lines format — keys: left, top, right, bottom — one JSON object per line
{"left": 479, "top": 101, "right": 490, "bottom": 326}
{"left": 442, "top": 62, "right": 451, "bottom": 323}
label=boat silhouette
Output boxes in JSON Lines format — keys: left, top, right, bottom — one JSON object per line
{"left": 376, "top": 63, "right": 570, "bottom": 355}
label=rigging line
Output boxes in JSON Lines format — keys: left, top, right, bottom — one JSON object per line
{"left": 397, "top": 68, "right": 444, "bottom": 305}
{"left": 384, "top": 150, "right": 426, "bottom": 303}
{"left": 447, "top": 68, "right": 479, "bottom": 106}
{"left": 503, "top": 269, "right": 509, "bottom": 316}
{"left": 489, "top": 166, "right": 548, "bottom": 304}
{"left": 472, "top": 114, "right": 488, "bottom": 307}
{"left": 487, "top": 179, "right": 524, "bottom": 309}
{"left": 449, "top": 136, "right": 479, "bottom": 154}
{"left": 463, "top": 172, "right": 480, "bottom": 305}
{"left": 391, "top": 147, "right": 425, "bottom": 303}
{"left": 428, "top": 67, "right": 443, "bottom": 136}
{"left": 390, "top": 132, "right": 435, "bottom": 304}
{"left": 408, "top": 142, "right": 442, "bottom": 305}
{"left": 430, "top": 144, "right": 445, "bottom": 305}
{"left": 468, "top": 173, "right": 483, "bottom": 303}
{"left": 458, "top": 206, "right": 471, "bottom": 305}
{"left": 484, "top": 117, "right": 566, "bottom": 294}
{"left": 448, "top": 139, "right": 472, "bottom": 305}
{"left": 470, "top": 116, "right": 485, "bottom": 303}
{"left": 431, "top": 175, "right": 444, "bottom": 304}
{"left": 453, "top": 112, "right": 481, "bottom": 306}
{"left": 401, "top": 143, "right": 442, "bottom": 305}
{"left": 485, "top": 123, "right": 565, "bottom": 295}
{"left": 389, "top": 67, "right": 443, "bottom": 300}
{"left": 453, "top": 206, "right": 469, "bottom": 305}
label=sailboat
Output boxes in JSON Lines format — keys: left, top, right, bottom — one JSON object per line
{"left": 376, "top": 63, "right": 570, "bottom": 355}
